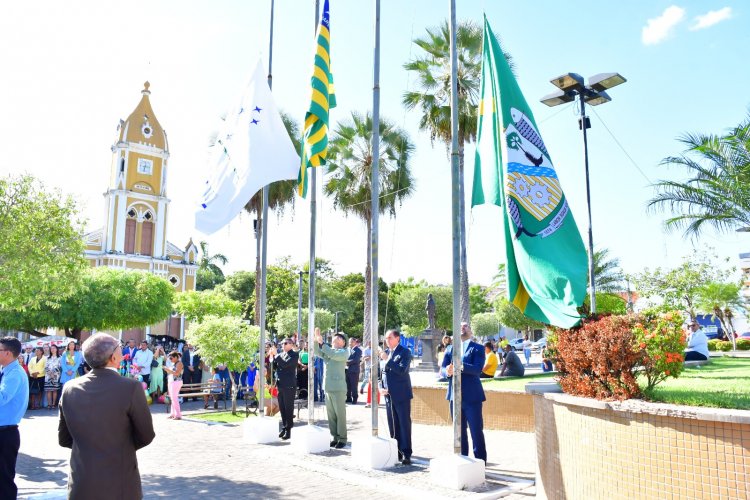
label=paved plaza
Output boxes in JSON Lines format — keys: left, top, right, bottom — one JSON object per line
{"left": 17, "top": 393, "right": 537, "bottom": 499}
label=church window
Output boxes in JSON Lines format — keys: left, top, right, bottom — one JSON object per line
{"left": 137, "top": 158, "right": 153, "bottom": 175}
{"left": 144, "top": 211, "right": 153, "bottom": 221}
{"left": 119, "top": 158, "right": 125, "bottom": 173}
{"left": 127, "top": 208, "right": 137, "bottom": 218}
{"left": 168, "top": 275, "right": 180, "bottom": 286}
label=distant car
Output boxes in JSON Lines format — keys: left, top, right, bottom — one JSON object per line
{"left": 532, "top": 337, "right": 547, "bottom": 352}
{"left": 738, "top": 332, "right": 750, "bottom": 340}
{"left": 508, "top": 338, "right": 525, "bottom": 351}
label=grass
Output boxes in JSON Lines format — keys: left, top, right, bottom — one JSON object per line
{"left": 434, "top": 372, "right": 558, "bottom": 392}
{"left": 642, "top": 357, "right": 750, "bottom": 410}
{"left": 190, "top": 411, "right": 253, "bottom": 424}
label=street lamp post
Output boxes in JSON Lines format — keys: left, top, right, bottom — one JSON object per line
{"left": 541, "top": 72, "right": 626, "bottom": 314}
{"left": 334, "top": 311, "right": 343, "bottom": 334}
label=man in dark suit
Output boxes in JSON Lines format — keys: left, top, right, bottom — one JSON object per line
{"left": 380, "top": 329, "right": 413, "bottom": 465}
{"left": 345, "top": 337, "right": 362, "bottom": 404}
{"left": 181, "top": 344, "right": 201, "bottom": 400}
{"left": 122, "top": 339, "right": 138, "bottom": 363}
{"left": 59, "top": 334, "right": 155, "bottom": 499}
{"left": 441, "top": 322, "right": 487, "bottom": 462}
{"left": 270, "top": 338, "right": 299, "bottom": 440}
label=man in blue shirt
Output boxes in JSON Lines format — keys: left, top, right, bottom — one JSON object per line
{"left": 0, "top": 336, "right": 30, "bottom": 499}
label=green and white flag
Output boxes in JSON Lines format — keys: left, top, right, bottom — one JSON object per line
{"left": 471, "top": 16, "right": 587, "bottom": 328}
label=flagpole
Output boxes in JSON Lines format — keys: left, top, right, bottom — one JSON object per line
{"left": 448, "top": 0, "right": 463, "bottom": 456}
{"left": 307, "top": 0, "right": 321, "bottom": 427}
{"left": 369, "top": 0, "right": 381, "bottom": 438}
{"left": 256, "top": 0, "right": 276, "bottom": 420}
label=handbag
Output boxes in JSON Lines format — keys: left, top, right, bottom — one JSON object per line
{"left": 151, "top": 359, "right": 158, "bottom": 368}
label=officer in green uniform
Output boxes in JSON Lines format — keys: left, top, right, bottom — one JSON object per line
{"left": 314, "top": 327, "right": 349, "bottom": 448}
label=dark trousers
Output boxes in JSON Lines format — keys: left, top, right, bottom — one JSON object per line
{"left": 141, "top": 374, "right": 150, "bottom": 386}
{"left": 277, "top": 386, "right": 296, "bottom": 433}
{"left": 314, "top": 370, "right": 325, "bottom": 402}
{"left": 0, "top": 426, "right": 20, "bottom": 499}
{"left": 450, "top": 401, "right": 487, "bottom": 462}
{"left": 386, "top": 396, "right": 412, "bottom": 459}
{"left": 345, "top": 370, "right": 359, "bottom": 403}
{"left": 685, "top": 351, "right": 708, "bottom": 361}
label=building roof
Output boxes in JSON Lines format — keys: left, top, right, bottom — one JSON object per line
{"left": 117, "top": 82, "right": 168, "bottom": 151}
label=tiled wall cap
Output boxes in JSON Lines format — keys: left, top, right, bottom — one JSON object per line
{"left": 524, "top": 382, "right": 563, "bottom": 395}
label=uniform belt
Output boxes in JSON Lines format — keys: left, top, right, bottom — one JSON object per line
{"left": 0, "top": 425, "right": 18, "bottom": 431}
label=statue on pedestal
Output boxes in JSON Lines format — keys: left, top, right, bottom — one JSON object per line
{"left": 426, "top": 293, "right": 436, "bottom": 331}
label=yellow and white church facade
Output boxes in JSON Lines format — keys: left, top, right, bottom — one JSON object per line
{"left": 83, "top": 82, "right": 198, "bottom": 343}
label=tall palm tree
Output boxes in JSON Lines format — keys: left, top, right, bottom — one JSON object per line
{"left": 197, "top": 241, "right": 228, "bottom": 291}
{"left": 403, "top": 20, "right": 514, "bottom": 324}
{"left": 324, "top": 111, "right": 415, "bottom": 345}
{"left": 243, "top": 112, "right": 300, "bottom": 323}
{"left": 649, "top": 113, "right": 750, "bottom": 237}
{"left": 592, "top": 248, "right": 624, "bottom": 293}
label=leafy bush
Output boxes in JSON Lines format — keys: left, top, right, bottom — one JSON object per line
{"left": 554, "top": 315, "right": 642, "bottom": 400}
{"left": 737, "top": 339, "right": 750, "bottom": 351}
{"left": 707, "top": 339, "right": 720, "bottom": 351}
{"left": 716, "top": 341, "right": 733, "bottom": 352}
{"left": 632, "top": 311, "right": 687, "bottom": 391}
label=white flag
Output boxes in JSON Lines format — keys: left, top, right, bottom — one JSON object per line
{"left": 195, "top": 59, "right": 300, "bottom": 234}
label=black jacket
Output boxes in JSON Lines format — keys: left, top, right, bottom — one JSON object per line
{"left": 346, "top": 346, "right": 362, "bottom": 374}
{"left": 274, "top": 350, "right": 299, "bottom": 388}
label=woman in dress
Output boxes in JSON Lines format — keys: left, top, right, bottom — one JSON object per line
{"left": 163, "top": 351, "right": 184, "bottom": 420}
{"left": 149, "top": 346, "right": 166, "bottom": 399}
{"left": 60, "top": 341, "right": 82, "bottom": 386}
{"left": 28, "top": 347, "right": 46, "bottom": 410}
{"left": 44, "top": 343, "right": 62, "bottom": 409}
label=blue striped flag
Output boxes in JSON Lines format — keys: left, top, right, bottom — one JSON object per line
{"left": 297, "top": 0, "right": 336, "bottom": 198}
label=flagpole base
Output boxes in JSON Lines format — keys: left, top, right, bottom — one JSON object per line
{"left": 429, "top": 454, "right": 485, "bottom": 490}
{"left": 290, "top": 424, "right": 330, "bottom": 454}
{"left": 351, "top": 435, "right": 398, "bottom": 470}
{"left": 243, "top": 415, "right": 279, "bottom": 444}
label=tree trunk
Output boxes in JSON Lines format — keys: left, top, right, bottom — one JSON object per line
{"left": 231, "top": 377, "right": 238, "bottom": 415}
{"left": 254, "top": 204, "right": 262, "bottom": 325}
{"left": 458, "top": 143, "right": 470, "bottom": 325}
{"left": 363, "top": 215, "right": 373, "bottom": 347}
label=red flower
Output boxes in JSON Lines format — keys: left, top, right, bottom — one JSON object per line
{"left": 665, "top": 370, "right": 670, "bottom": 375}
{"left": 639, "top": 342, "right": 646, "bottom": 349}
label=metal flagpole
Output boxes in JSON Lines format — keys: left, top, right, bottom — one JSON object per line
{"left": 307, "top": 0, "right": 320, "bottom": 426}
{"left": 369, "top": 0, "right": 381, "bottom": 437}
{"left": 448, "top": 0, "right": 463, "bottom": 455}
{"left": 257, "top": 0, "right": 276, "bottom": 418}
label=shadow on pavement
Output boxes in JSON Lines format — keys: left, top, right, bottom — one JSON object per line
{"left": 141, "top": 474, "right": 283, "bottom": 497}
{"left": 16, "top": 453, "right": 68, "bottom": 486}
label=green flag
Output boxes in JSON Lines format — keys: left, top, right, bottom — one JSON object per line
{"left": 471, "top": 16, "right": 587, "bottom": 329}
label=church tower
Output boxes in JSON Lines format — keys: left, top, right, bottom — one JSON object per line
{"left": 84, "top": 83, "right": 198, "bottom": 343}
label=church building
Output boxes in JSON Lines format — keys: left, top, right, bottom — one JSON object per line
{"left": 83, "top": 82, "right": 198, "bottom": 343}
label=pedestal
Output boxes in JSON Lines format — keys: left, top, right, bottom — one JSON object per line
{"left": 414, "top": 329, "right": 439, "bottom": 372}
{"left": 243, "top": 416, "right": 279, "bottom": 444}
{"left": 351, "top": 435, "right": 399, "bottom": 470}
{"left": 429, "top": 454, "right": 485, "bottom": 490}
{"left": 290, "top": 424, "right": 331, "bottom": 454}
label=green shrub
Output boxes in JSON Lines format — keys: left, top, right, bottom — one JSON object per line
{"left": 707, "top": 339, "right": 720, "bottom": 351}
{"left": 716, "top": 341, "right": 733, "bottom": 352}
{"left": 632, "top": 311, "right": 687, "bottom": 391}
{"left": 735, "top": 339, "right": 750, "bottom": 351}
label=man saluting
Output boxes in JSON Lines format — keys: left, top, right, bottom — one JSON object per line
{"left": 269, "top": 338, "right": 298, "bottom": 440}
{"left": 379, "top": 329, "right": 413, "bottom": 465}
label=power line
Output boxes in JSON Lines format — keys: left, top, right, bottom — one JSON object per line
{"left": 590, "top": 106, "right": 653, "bottom": 185}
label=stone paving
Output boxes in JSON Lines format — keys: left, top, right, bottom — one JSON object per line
{"left": 17, "top": 393, "right": 537, "bottom": 499}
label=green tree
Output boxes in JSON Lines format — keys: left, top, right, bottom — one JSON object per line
{"left": 0, "top": 268, "right": 174, "bottom": 340}
{"left": 321, "top": 272, "right": 398, "bottom": 337}
{"left": 648, "top": 112, "right": 750, "bottom": 236}
{"left": 471, "top": 312, "right": 499, "bottom": 338}
{"left": 394, "top": 285, "right": 453, "bottom": 332}
{"left": 695, "top": 281, "right": 745, "bottom": 350}
{"left": 495, "top": 297, "right": 545, "bottom": 335}
{"left": 583, "top": 292, "right": 628, "bottom": 315}
{"left": 247, "top": 260, "right": 299, "bottom": 330}
{"left": 491, "top": 263, "right": 507, "bottom": 292}
{"left": 185, "top": 316, "right": 260, "bottom": 414}
{"left": 403, "top": 20, "right": 513, "bottom": 325}
{"left": 0, "top": 175, "right": 87, "bottom": 312}
{"left": 245, "top": 112, "right": 301, "bottom": 322}
{"left": 469, "top": 284, "right": 492, "bottom": 315}
{"left": 274, "top": 308, "right": 334, "bottom": 338}
{"left": 173, "top": 290, "right": 242, "bottom": 323}
{"left": 592, "top": 248, "right": 625, "bottom": 293}
{"left": 215, "top": 271, "right": 255, "bottom": 320}
{"left": 196, "top": 241, "right": 228, "bottom": 291}
{"left": 324, "top": 111, "right": 415, "bottom": 345}
{"left": 631, "top": 250, "right": 734, "bottom": 320}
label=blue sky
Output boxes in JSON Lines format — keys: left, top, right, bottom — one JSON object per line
{"left": 0, "top": 0, "right": 747, "bottom": 287}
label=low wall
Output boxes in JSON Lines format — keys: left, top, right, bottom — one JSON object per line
{"left": 412, "top": 386, "right": 535, "bottom": 433}
{"left": 533, "top": 392, "right": 750, "bottom": 500}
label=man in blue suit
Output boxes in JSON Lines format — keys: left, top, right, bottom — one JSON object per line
{"left": 441, "top": 322, "right": 487, "bottom": 462}
{"left": 380, "top": 329, "right": 413, "bottom": 465}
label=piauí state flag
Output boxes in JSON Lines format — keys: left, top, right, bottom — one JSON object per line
{"left": 297, "top": 0, "right": 336, "bottom": 198}
{"left": 471, "top": 16, "right": 587, "bottom": 329}
{"left": 195, "top": 59, "right": 300, "bottom": 235}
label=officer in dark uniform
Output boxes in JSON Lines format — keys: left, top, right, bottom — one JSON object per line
{"left": 270, "top": 338, "right": 299, "bottom": 440}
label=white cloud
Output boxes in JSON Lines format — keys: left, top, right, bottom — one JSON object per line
{"left": 642, "top": 5, "right": 686, "bottom": 45}
{"left": 690, "top": 7, "right": 732, "bottom": 30}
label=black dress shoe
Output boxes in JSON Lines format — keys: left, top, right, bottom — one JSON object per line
{"left": 281, "top": 432, "right": 291, "bottom": 440}
{"left": 401, "top": 457, "right": 412, "bottom": 465}
{"left": 398, "top": 451, "right": 404, "bottom": 461}
{"left": 330, "top": 440, "right": 338, "bottom": 447}
{"left": 334, "top": 441, "right": 346, "bottom": 449}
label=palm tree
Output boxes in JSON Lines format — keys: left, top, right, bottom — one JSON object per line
{"left": 197, "top": 241, "right": 228, "bottom": 291}
{"left": 648, "top": 113, "right": 750, "bottom": 237}
{"left": 243, "top": 112, "right": 301, "bottom": 323}
{"left": 592, "top": 248, "right": 625, "bottom": 293}
{"left": 324, "top": 111, "right": 415, "bottom": 345}
{"left": 403, "top": 20, "right": 514, "bottom": 325}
